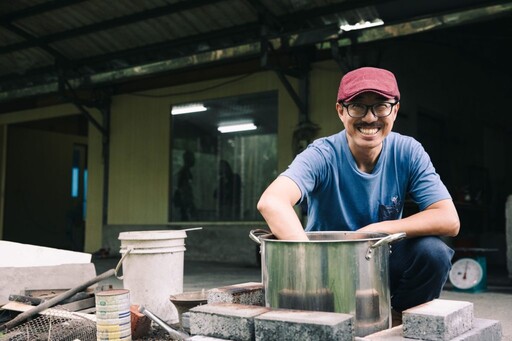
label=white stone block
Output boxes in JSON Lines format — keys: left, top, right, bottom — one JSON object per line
{"left": 403, "top": 299, "right": 473, "bottom": 340}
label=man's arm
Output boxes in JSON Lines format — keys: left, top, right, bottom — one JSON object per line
{"left": 358, "top": 199, "right": 460, "bottom": 237}
{"left": 257, "top": 176, "right": 309, "bottom": 240}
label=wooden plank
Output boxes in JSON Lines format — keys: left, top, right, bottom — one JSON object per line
{"left": 77, "top": 307, "right": 96, "bottom": 314}
{"left": 57, "top": 297, "right": 95, "bottom": 312}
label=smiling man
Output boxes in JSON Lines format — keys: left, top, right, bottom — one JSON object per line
{"left": 257, "top": 66, "right": 460, "bottom": 322}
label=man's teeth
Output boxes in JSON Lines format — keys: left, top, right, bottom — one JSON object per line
{"left": 359, "top": 127, "right": 379, "bottom": 135}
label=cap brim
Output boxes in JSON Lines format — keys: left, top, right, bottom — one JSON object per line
{"left": 342, "top": 89, "right": 397, "bottom": 102}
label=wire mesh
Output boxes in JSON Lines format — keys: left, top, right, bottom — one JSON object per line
{"left": 0, "top": 309, "right": 96, "bottom": 341}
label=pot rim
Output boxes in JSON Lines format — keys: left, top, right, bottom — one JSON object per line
{"left": 259, "top": 231, "right": 390, "bottom": 243}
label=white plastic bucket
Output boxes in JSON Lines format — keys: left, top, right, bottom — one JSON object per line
{"left": 117, "top": 230, "right": 187, "bottom": 324}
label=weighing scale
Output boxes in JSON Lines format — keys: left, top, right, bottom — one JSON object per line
{"left": 448, "top": 248, "right": 498, "bottom": 293}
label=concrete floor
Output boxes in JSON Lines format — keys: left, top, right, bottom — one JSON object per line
{"left": 93, "top": 256, "right": 512, "bottom": 341}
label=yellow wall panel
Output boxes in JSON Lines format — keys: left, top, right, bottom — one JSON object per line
{"left": 107, "top": 96, "right": 170, "bottom": 224}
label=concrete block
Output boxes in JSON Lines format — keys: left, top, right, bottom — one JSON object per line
{"left": 355, "top": 318, "right": 501, "bottom": 341}
{"left": 0, "top": 263, "right": 97, "bottom": 303}
{"left": 403, "top": 299, "right": 473, "bottom": 340}
{"left": 207, "top": 282, "right": 264, "bottom": 306}
{"left": 0, "top": 241, "right": 91, "bottom": 267}
{"left": 452, "top": 318, "right": 502, "bottom": 341}
{"left": 255, "top": 309, "right": 354, "bottom": 341}
{"left": 189, "top": 303, "right": 270, "bottom": 341}
{"left": 182, "top": 312, "right": 191, "bottom": 331}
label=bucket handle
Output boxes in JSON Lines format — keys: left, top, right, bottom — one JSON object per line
{"left": 114, "top": 247, "right": 132, "bottom": 280}
{"left": 249, "top": 229, "right": 272, "bottom": 245}
{"left": 365, "top": 232, "right": 406, "bottom": 260}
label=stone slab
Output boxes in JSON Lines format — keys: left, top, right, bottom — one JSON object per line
{"left": 0, "top": 241, "right": 91, "bottom": 267}
{"left": 403, "top": 299, "right": 473, "bottom": 340}
{"left": 189, "top": 303, "right": 270, "bottom": 341}
{"left": 355, "top": 318, "right": 501, "bottom": 341}
{"left": 207, "top": 282, "right": 264, "bottom": 306}
{"left": 255, "top": 309, "right": 354, "bottom": 341}
{"left": 0, "top": 263, "right": 97, "bottom": 303}
{"left": 186, "top": 336, "right": 231, "bottom": 340}
{"left": 451, "top": 318, "right": 502, "bottom": 341}
{"left": 355, "top": 325, "right": 409, "bottom": 340}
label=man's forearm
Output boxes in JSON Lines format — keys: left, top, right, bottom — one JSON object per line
{"left": 359, "top": 199, "right": 460, "bottom": 237}
{"left": 258, "top": 202, "right": 308, "bottom": 240}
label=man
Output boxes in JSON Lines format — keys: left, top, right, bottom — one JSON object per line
{"left": 257, "top": 66, "right": 460, "bottom": 318}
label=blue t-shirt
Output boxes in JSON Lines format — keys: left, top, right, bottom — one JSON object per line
{"left": 281, "top": 130, "right": 451, "bottom": 232}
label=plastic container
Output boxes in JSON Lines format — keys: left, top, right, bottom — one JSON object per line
{"left": 117, "top": 230, "right": 187, "bottom": 324}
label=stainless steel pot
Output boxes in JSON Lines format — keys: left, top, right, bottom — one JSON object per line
{"left": 249, "top": 229, "right": 406, "bottom": 337}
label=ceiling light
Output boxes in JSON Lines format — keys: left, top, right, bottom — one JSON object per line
{"left": 339, "top": 18, "right": 384, "bottom": 32}
{"left": 171, "top": 103, "right": 207, "bottom": 115}
{"left": 218, "top": 123, "right": 257, "bottom": 133}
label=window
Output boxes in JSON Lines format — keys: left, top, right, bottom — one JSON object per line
{"left": 70, "top": 144, "right": 87, "bottom": 221}
{"left": 170, "top": 91, "right": 278, "bottom": 222}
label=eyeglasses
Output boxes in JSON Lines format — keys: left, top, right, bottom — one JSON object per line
{"left": 340, "top": 101, "right": 399, "bottom": 118}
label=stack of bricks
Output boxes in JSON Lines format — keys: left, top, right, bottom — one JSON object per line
{"left": 186, "top": 282, "right": 354, "bottom": 341}
{"left": 184, "top": 283, "right": 502, "bottom": 341}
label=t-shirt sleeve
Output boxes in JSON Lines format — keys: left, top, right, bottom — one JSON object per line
{"left": 407, "top": 141, "right": 452, "bottom": 210}
{"left": 280, "top": 143, "right": 328, "bottom": 205}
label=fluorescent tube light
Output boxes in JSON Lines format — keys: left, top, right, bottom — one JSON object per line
{"left": 171, "top": 103, "right": 207, "bottom": 115}
{"left": 339, "top": 19, "right": 384, "bottom": 32}
{"left": 218, "top": 123, "right": 257, "bottom": 133}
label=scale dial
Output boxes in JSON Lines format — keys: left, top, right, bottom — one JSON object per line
{"left": 449, "top": 258, "right": 484, "bottom": 290}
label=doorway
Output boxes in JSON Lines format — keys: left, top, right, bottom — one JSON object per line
{"left": 3, "top": 115, "right": 88, "bottom": 251}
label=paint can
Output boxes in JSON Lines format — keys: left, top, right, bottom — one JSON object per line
{"left": 95, "top": 289, "right": 131, "bottom": 341}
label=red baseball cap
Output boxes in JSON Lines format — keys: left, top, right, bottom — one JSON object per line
{"left": 337, "top": 67, "right": 400, "bottom": 102}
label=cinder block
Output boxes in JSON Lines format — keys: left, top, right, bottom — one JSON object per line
{"left": 0, "top": 263, "right": 97, "bottom": 303}
{"left": 189, "top": 303, "right": 270, "bottom": 341}
{"left": 403, "top": 299, "right": 473, "bottom": 340}
{"left": 207, "top": 282, "right": 264, "bottom": 306}
{"left": 451, "top": 318, "right": 502, "bottom": 341}
{"left": 254, "top": 309, "right": 354, "bottom": 341}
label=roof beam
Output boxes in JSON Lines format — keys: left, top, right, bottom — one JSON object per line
{"left": 0, "top": 22, "right": 68, "bottom": 62}
{"left": 0, "top": 0, "right": 225, "bottom": 55}
{"left": 0, "top": 0, "right": 86, "bottom": 22}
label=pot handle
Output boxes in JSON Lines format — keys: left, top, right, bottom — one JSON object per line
{"left": 249, "top": 229, "right": 271, "bottom": 245}
{"left": 365, "top": 232, "right": 406, "bottom": 260}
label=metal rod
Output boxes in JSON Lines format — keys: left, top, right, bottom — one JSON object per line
{"left": 139, "top": 305, "right": 189, "bottom": 340}
{"left": 0, "top": 268, "right": 116, "bottom": 331}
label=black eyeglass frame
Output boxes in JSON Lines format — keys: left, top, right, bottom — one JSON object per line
{"left": 339, "top": 101, "right": 399, "bottom": 118}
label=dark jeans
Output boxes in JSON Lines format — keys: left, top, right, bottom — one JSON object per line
{"left": 389, "top": 236, "right": 454, "bottom": 312}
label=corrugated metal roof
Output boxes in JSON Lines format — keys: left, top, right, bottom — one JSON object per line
{"left": 0, "top": 0, "right": 510, "bottom": 105}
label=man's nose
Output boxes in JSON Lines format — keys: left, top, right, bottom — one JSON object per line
{"left": 361, "top": 108, "right": 378, "bottom": 122}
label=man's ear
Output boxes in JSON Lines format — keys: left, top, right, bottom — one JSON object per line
{"left": 392, "top": 102, "right": 400, "bottom": 121}
{"left": 336, "top": 102, "right": 344, "bottom": 118}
